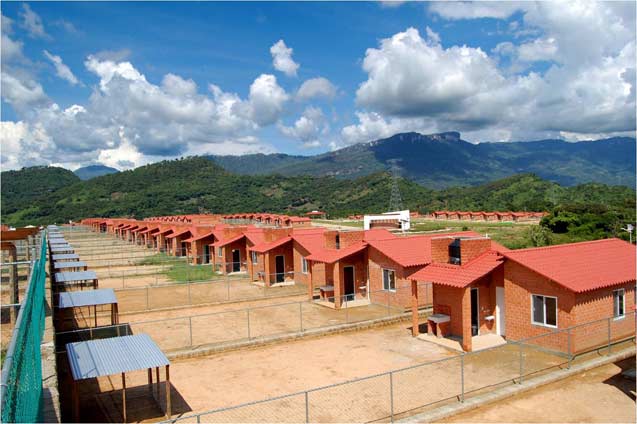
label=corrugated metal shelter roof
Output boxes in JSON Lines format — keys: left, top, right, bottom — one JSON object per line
{"left": 66, "top": 334, "right": 169, "bottom": 380}
{"left": 58, "top": 288, "right": 117, "bottom": 309}
{"left": 53, "top": 261, "right": 87, "bottom": 269}
{"left": 502, "top": 238, "right": 636, "bottom": 293}
{"left": 55, "top": 271, "right": 98, "bottom": 283}
{"left": 49, "top": 239, "right": 68, "bottom": 245}
{"left": 50, "top": 245, "right": 75, "bottom": 253}
{"left": 51, "top": 253, "right": 80, "bottom": 261}
{"left": 410, "top": 251, "right": 504, "bottom": 287}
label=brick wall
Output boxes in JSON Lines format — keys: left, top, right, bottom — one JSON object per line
{"left": 460, "top": 238, "right": 491, "bottom": 263}
{"left": 431, "top": 238, "right": 451, "bottom": 263}
{"left": 504, "top": 260, "right": 575, "bottom": 353}
{"left": 572, "top": 282, "right": 635, "bottom": 353}
{"left": 368, "top": 247, "right": 432, "bottom": 309}
{"left": 264, "top": 243, "right": 295, "bottom": 285}
{"left": 293, "top": 242, "right": 311, "bottom": 287}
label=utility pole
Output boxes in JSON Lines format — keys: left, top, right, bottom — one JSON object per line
{"left": 388, "top": 159, "right": 404, "bottom": 212}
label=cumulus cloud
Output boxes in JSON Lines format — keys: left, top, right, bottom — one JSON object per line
{"left": 345, "top": 1, "right": 636, "bottom": 144}
{"left": 279, "top": 106, "right": 328, "bottom": 147}
{"left": 1, "top": 52, "right": 291, "bottom": 170}
{"left": 296, "top": 77, "right": 337, "bottom": 101}
{"left": 270, "top": 39, "right": 300, "bottom": 77}
{"left": 340, "top": 112, "right": 436, "bottom": 146}
{"left": 19, "top": 4, "right": 49, "bottom": 39}
{"left": 43, "top": 50, "right": 80, "bottom": 85}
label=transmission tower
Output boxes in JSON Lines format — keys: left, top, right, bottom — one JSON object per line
{"left": 388, "top": 159, "right": 404, "bottom": 212}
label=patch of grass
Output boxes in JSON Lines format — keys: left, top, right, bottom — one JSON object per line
{"left": 166, "top": 261, "right": 214, "bottom": 282}
{"left": 136, "top": 252, "right": 174, "bottom": 265}
{"left": 410, "top": 220, "right": 533, "bottom": 249}
{"left": 313, "top": 219, "right": 364, "bottom": 228}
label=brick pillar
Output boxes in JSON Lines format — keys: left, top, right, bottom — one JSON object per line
{"left": 333, "top": 263, "right": 342, "bottom": 309}
{"left": 307, "top": 261, "right": 313, "bottom": 300}
{"left": 411, "top": 280, "right": 419, "bottom": 337}
{"left": 264, "top": 252, "right": 271, "bottom": 287}
{"left": 461, "top": 288, "right": 472, "bottom": 351}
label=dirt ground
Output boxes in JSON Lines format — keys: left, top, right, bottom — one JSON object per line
{"left": 444, "top": 357, "right": 637, "bottom": 423}
{"left": 74, "top": 322, "right": 457, "bottom": 422}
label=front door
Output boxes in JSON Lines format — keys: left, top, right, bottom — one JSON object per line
{"left": 470, "top": 287, "right": 479, "bottom": 336}
{"left": 344, "top": 266, "right": 355, "bottom": 301}
{"left": 203, "top": 245, "right": 210, "bottom": 264}
{"left": 275, "top": 255, "right": 285, "bottom": 283}
{"left": 232, "top": 249, "right": 241, "bottom": 272}
{"left": 495, "top": 286, "right": 506, "bottom": 336}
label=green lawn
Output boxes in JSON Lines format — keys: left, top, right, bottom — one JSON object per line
{"left": 166, "top": 261, "right": 215, "bottom": 282}
{"left": 409, "top": 219, "right": 533, "bottom": 249}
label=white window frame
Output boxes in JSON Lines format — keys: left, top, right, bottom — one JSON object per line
{"left": 530, "top": 294, "right": 558, "bottom": 328}
{"left": 382, "top": 268, "right": 396, "bottom": 292}
{"left": 251, "top": 251, "right": 258, "bottom": 265}
{"left": 301, "top": 257, "right": 308, "bottom": 274}
{"left": 613, "top": 288, "right": 625, "bottom": 320}
{"left": 218, "top": 246, "right": 223, "bottom": 257}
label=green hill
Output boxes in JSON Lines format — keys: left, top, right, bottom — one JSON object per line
{"left": 1, "top": 158, "right": 634, "bottom": 231}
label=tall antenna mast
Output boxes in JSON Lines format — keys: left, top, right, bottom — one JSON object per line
{"left": 388, "top": 159, "right": 404, "bottom": 212}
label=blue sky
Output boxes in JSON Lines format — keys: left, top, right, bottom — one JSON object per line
{"left": 1, "top": 1, "right": 635, "bottom": 170}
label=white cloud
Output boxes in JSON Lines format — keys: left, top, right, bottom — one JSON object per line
{"left": 243, "top": 73, "right": 289, "bottom": 126}
{"left": 1, "top": 55, "right": 291, "bottom": 170}
{"left": 43, "top": 50, "right": 80, "bottom": 85}
{"left": 344, "top": 1, "right": 636, "bottom": 144}
{"left": 279, "top": 106, "right": 328, "bottom": 147}
{"left": 270, "top": 39, "right": 300, "bottom": 77}
{"left": 340, "top": 112, "right": 436, "bottom": 146}
{"left": 19, "top": 4, "right": 49, "bottom": 39}
{"left": 428, "top": 1, "right": 525, "bottom": 20}
{"left": 296, "top": 77, "right": 337, "bottom": 101}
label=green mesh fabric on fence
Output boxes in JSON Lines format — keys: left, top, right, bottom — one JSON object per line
{"left": 1, "top": 234, "right": 47, "bottom": 423}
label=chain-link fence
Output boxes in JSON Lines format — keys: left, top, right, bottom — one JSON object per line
{"left": 163, "top": 311, "right": 635, "bottom": 423}
{"left": 0, "top": 232, "right": 47, "bottom": 423}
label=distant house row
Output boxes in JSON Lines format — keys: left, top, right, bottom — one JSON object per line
{"left": 429, "top": 210, "right": 547, "bottom": 222}
{"left": 82, "top": 214, "right": 635, "bottom": 354}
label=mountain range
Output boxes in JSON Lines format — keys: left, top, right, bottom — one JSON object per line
{"left": 208, "top": 132, "right": 636, "bottom": 188}
{"left": 73, "top": 165, "right": 119, "bottom": 180}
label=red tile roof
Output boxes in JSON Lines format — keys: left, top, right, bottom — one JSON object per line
{"left": 410, "top": 251, "right": 504, "bottom": 287}
{"left": 250, "top": 236, "right": 293, "bottom": 253}
{"left": 503, "top": 238, "right": 636, "bottom": 293}
{"left": 367, "top": 231, "right": 481, "bottom": 268}
{"left": 183, "top": 230, "right": 216, "bottom": 243}
{"left": 306, "top": 242, "right": 367, "bottom": 264}
{"left": 165, "top": 229, "right": 191, "bottom": 239}
{"left": 363, "top": 229, "right": 396, "bottom": 241}
{"left": 213, "top": 233, "right": 245, "bottom": 248}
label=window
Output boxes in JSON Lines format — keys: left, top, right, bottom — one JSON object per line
{"left": 301, "top": 257, "right": 308, "bottom": 274}
{"left": 531, "top": 294, "right": 557, "bottom": 327}
{"left": 335, "top": 234, "right": 340, "bottom": 250}
{"left": 218, "top": 247, "right": 223, "bottom": 257}
{"left": 251, "top": 251, "right": 258, "bottom": 265}
{"left": 613, "top": 289, "right": 625, "bottom": 319}
{"left": 383, "top": 269, "right": 396, "bottom": 292}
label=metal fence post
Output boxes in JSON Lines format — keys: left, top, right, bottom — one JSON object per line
{"left": 607, "top": 317, "right": 611, "bottom": 354}
{"left": 567, "top": 328, "right": 572, "bottom": 369}
{"left": 389, "top": 371, "right": 394, "bottom": 423}
{"left": 188, "top": 282, "right": 192, "bottom": 306}
{"left": 299, "top": 302, "right": 303, "bottom": 332}
{"left": 189, "top": 316, "right": 193, "bottom": 347}
{"left": 247, "top": 308, "right": 251, "bottom": 339}
{"left": 146, "top": 287, "right": 150, "bottom": 310}
{"left": 305, "top": 391, "right": 309, "bottom": 423}
{"left": 460, "top": 354, "right": 465, "bottom": 402}
{"left": 518, "top": 342, "right": 524, "bottom": 384}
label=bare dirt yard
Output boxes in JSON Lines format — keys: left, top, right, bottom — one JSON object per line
{"left": 444, "top": 357, "right": 636, "bottom": 423}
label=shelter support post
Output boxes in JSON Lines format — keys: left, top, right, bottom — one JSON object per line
{"left": 122, "top": 372, "right": 127, "bottom": 423}
{"left": 166, "top": 365, "right": 172, "bottom": 418}
{"left": 411, "top": 280, "right": 419, "bottom": 337}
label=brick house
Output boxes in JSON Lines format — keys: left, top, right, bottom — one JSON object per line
{"left": 502, "top": 238, "right": 635, "bottom": 354}
{"left": 165, "top": 225, "right": 194, "bottom": 256}
{"left": 410, "top": 237, "right": 635, "bottom": 353}
{"left": 211, "top": 226, "right": 251, "bottom": 274}
{"left": 366, "top": 232, "right": 487, "bottom": 314}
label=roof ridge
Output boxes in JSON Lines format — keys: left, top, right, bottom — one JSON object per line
{"left": 507, "top": 237, "right": 628, "bottom": 254}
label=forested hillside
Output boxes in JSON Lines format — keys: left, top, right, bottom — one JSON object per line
{"left": 1, "top": 158, "right": 634, "bottom": 230}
